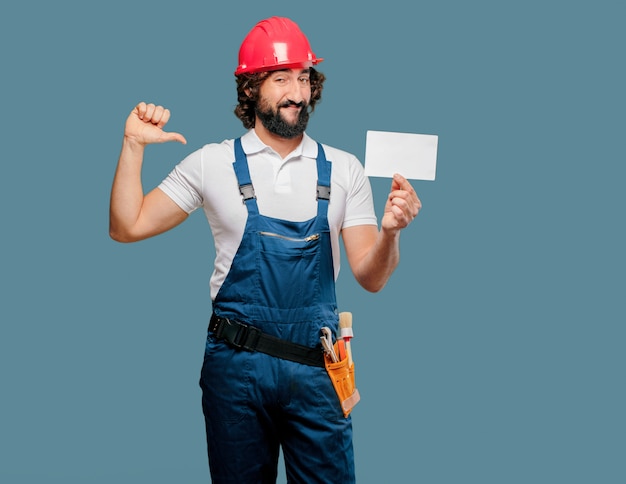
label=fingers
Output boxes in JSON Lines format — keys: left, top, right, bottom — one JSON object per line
{"left": 132, "top": 102, "right": 187, "bottom": 145}
{"left": 389, "top": 195, "right": 420, "bottom": 221}
{"left": 389, "top": 173, "right": 421, "bottom": 218}
{"left": 385, "top": 173, "right": 421, "bottom": 230}
{"left": 135, "top": 102, "right": 170, "bottom": 128}
{"left": 391, "top": 174, "right": 418, "bottom": 201}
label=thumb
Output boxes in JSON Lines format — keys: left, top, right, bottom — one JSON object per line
{"left": 390, "top": 174, "right": 401, "bottom": 192}
{"left": 161, "top": 131, "right": 187, "bottom": 145}
{"left": 391, "top": 173, "right": 410, "bottom": 191}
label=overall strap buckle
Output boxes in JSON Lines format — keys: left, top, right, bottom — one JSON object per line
{"left": 239, "top": 183, "right": 256, "bottom": 203}
{"left": 316, "top": 184, "right": 330, "bottom": 201}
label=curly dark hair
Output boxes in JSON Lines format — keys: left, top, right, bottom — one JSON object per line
{"left": 234, "top": 68, "right": 326, "bottom": 129}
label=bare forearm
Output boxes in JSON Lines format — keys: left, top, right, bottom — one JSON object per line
{"left": 348, "top": 173, "right": 421, "bottom": 292}
{"left": 109, "top": 138, "right": 147, "bottom": 241}
{"left": 352, "top": 228, "right": 401, "bottom": 293}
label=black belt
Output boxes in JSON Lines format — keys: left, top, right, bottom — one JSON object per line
{"left": 208, "top": 314, "right": 325, "bottom": 368}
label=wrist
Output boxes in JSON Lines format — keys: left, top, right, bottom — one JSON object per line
{"left": 380, "top": 224, "right": 401, "bottom": 240}
{"left": 122, "top": 135, "right": 147, "bottom": 154}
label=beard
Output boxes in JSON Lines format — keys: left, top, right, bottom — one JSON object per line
{"left": 255, "top": 98, "right": 310, "bottom": 139}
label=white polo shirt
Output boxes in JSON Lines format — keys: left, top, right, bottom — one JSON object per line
{"left": 159, "top": 129, "right": 378, "bottom": 299}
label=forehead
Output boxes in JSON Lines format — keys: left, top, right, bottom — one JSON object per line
{"left": 266, "top": 67, "right": 311, "bottom": 76}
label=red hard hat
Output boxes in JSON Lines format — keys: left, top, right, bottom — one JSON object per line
{"left": 235, "top": 17, "right": 323, "bottom": 75}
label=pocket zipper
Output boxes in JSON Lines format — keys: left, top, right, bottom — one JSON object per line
{"left": 259, "top": 232, "right": 320, "bottom": 242}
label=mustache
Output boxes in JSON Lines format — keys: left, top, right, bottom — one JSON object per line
{"left": 279, "top": 100, "right": 306, "bottom": 109}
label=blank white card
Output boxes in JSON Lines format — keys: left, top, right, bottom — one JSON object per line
{"left": 364, "top": 130, "right": 438, "bottom": 181}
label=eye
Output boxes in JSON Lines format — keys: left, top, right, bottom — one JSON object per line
{"left": 269, "top": 73, "right": 287, "bottom": 84}
{"left": 298, "top": 76, "right": 310, "bottom": 85}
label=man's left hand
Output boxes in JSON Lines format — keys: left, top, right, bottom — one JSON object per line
{"left": 381, "top": 173, "right": 421, "bottom": 232}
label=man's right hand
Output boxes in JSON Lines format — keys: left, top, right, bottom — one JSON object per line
{"left": 124, "top": 102, "right": 187, "bottom": 146}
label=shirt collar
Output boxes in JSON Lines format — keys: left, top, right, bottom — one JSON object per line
{"left": 241, "top": 129, "right": 318, "bottom": 160}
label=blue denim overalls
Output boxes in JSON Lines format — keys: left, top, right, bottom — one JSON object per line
{"left": 199, "top": 138, "right": 355, "bottom": 483}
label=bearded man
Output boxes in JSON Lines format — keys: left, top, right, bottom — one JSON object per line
{"left": 109, "top": 16, "right": 421, "bottom": 484}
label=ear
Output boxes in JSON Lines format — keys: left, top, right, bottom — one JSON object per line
{"left": 245, "top": 88, "right": 252, "bottom": 98}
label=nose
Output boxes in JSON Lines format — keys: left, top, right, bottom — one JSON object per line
{"left": 285, "top": 71, "right": 307, "bottom": 104}
{"left": 286, "top": 82, "right": 305, "bottom": 104}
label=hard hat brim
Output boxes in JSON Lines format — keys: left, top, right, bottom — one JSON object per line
{"left": 235, "top": 58, "right": 324, "bottom": 76}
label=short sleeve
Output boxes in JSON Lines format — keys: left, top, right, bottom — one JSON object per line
{"left": 342, "top": 155, "right": 378, "bottom": 229}
{"left": 158, "top": 150, "right": 204, "bottom": 214}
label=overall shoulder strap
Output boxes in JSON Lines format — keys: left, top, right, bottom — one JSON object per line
{"left": 233, "top": 138, "right": 259, "bottom": 214}
{"left": 315, "top": 142, "right": 331, "bottom": 219}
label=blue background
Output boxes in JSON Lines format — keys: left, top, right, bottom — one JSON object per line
{"left": 1, "top": 1, "right": 624, "bottom": 482}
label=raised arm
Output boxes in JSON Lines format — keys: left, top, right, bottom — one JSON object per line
{"left": 342, "top": 173, "right": 421, "bottom": 292}
{"left": 109, "top": 102, "right": 189, "bottom": 243}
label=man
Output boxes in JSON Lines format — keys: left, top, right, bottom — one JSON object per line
{"left": 110, "top": 16, "right": 420, "bottom": 484}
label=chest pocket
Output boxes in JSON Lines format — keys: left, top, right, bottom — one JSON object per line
{"left": 257, "top": 231, "right": 321, "bottom": 309}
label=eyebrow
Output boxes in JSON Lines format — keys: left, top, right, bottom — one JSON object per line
{"left": 270, "top": 68, "right": 311, "bottom": 75}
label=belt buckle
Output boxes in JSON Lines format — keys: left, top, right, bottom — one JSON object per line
{"left": 231, "top": 321, "right": 261, "bottom": 351}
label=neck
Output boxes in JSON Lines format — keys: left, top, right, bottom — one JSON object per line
{"left": 253, "top": 121, "right": 303, "bottom": 159}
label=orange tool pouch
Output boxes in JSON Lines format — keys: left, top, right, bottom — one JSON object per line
{"left": 324, "top": 342, "right": 360, "bottom": 418}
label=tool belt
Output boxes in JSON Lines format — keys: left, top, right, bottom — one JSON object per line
{"left": 208, "top": 314, "right": 325, "bottom": 368}
{"left": 324, "top": 341, "right": 361, "bottom": 418}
